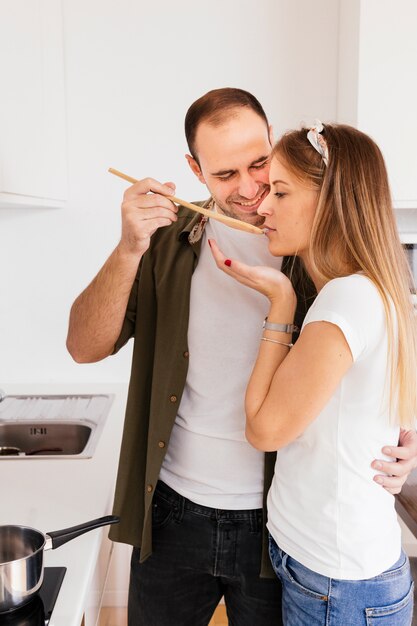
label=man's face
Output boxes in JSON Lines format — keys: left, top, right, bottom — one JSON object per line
{"left": 186, "top": 108, "right": 272, "bottom": 226}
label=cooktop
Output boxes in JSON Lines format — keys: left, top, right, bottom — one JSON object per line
{"left": 0, "top": 567, "right": 66, "bottom": 625}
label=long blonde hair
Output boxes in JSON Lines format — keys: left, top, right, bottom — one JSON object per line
{"left": 274, "top": 123, "right": 417, "bottom": 427}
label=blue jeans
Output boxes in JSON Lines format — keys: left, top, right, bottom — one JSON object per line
{"left": 269, "top": 535, "right": 414, "bottom": 625}
{"left": 128, "top": 481, "right": 282, "bottom": 625}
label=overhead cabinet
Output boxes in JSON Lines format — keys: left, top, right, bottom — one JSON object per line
{"left": 338, "top": 0, "right": 417, "bottom": 210}
{"left": 0, "top": 0, "right": 67, "bottom": 208}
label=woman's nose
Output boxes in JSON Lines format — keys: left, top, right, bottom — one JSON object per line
{"left": 257, "top": 191, "right": 272, "bottom": 216}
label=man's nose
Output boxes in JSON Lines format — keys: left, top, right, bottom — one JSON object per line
{"left": 238, "top": 174, "right": 259, "bottom": 199}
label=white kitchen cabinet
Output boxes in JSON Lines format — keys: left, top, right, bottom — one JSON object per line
{"left": 0, "top": 0, "right": 67, "bottom": 208}
{"left": 338, "top": 0, "right": 417, "bottom": 209}
{"left": 83, "top": 535, "right": 114, "bottom": 626}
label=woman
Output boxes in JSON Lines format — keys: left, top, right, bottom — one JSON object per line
{"left": 209, "top": 122, "right": 417, "bottom": 625}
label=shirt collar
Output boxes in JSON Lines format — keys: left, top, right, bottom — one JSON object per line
{"left": 178, "top": 198, "right": 214, "bottom": 245}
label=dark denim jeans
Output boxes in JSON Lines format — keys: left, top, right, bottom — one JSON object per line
{"left": 128, "top": 481, "right": 282, "bottom": 626}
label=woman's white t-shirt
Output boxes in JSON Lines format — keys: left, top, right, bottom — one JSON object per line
{"left": 267, "top": 274, "right": 401, "bottom": 580}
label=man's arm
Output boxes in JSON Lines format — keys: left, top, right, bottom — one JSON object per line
{"left": 66, "top": 178, "right": 178, "bottom": 363}
{"left": 371, "top": 429, "right": 417, "bottom": 495}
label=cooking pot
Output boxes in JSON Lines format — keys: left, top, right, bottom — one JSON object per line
{"left": 0, "top": 515, "right": 119, "bottom": 614}
{"left": 0, "top": 594, "right": 45, "bottom": 625}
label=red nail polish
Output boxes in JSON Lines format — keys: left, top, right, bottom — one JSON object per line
{"left": 224, "top": 259, "right": 232, "bottom": 267}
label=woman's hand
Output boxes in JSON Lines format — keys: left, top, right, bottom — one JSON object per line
{"left": 208, "top": 238, "right": 295, "bottom": 304}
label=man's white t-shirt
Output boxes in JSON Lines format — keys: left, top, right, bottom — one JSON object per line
{"left": 267, "top": 274, "right": 401, "bottom": 580}
{"left": 159, "top": 217, "right": 282, "bottom": 509}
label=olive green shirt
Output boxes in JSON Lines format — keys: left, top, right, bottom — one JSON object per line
{"left": 109, "top": 205, "right": 315, "bottom": 577}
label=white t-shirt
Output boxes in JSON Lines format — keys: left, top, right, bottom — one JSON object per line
{"left": 267, "top": 274, "right": 401, "bottom": 580}
{"left": 159, "top": 217, "right": 282, "bottom": 509}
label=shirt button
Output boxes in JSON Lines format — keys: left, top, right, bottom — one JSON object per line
{"left": 146, "top": 484, "right": 153, "bottom": 493}
{"left": 158, "top": 441, "right": 165, "bottom": 448}
{"left": 170, "top": 395, "right": 177, "bottom": 403}
{"left": 183, "top": 351, "right": 189, "bottom": 358}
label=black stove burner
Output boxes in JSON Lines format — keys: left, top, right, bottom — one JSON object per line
{"left": 0, "top": 567, "right": 66, "bottom": 626}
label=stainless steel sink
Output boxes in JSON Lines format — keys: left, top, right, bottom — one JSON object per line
{"left": 0, "top": 422, "right": 93, "bottom": 456}
{"left": 0, "top": 394, "right": 114, "bottom": 459}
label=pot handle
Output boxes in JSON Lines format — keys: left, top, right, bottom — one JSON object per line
{"left": 46, "top": 515, "right": 120, "bottom": 550}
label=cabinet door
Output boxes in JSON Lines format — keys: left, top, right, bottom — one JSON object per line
{"left": 0, "top": 0, "right": 67, "bottom": 208}
{"left": 357, "top": 0, "right": 417, "bottom": 209}
{"left": 338, "top": 0, "right": 417, "bottom": 210}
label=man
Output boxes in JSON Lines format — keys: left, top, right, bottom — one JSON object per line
{"left": 67, "top": 88, "right": 417, "bottom": 626}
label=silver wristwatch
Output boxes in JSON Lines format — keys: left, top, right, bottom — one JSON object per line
{"left": 263, "top": 317, "right": 299, "bottom": 333}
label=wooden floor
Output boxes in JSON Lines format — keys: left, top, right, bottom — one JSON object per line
{"left": 98, "top": 607, "right": 127, "bottom": 626}
{"left": 208, "top": 606, "right": 228, "bottom": 625}
{"left": 98, "top": 604, "right": 228, "bottom": 625}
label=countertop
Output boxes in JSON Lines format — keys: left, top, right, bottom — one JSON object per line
{"left": 0, "top": 382, "right": 128, "bottom": 626}
{"left": 396, "top": 469, "right": 417, "bottom": 540}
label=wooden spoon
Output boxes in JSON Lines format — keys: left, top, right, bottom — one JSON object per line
{"left": 108, "top": 168, "right": 264, "bottom": 235}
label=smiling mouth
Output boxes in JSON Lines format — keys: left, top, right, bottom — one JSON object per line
{"left": 231, "top": 188, "right": 269, "bottom": 210}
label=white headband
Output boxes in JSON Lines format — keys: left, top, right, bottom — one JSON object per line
{"left": 307, "top": 120, "right": 329, "bottom": 166}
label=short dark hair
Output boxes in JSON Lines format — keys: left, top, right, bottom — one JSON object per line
{"left": 185, "top": 87, "right": 269, "bottom": 161}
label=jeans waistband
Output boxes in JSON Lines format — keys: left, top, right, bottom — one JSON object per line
{"left": 155, "top": 481, "right": 263, "bottom": 530}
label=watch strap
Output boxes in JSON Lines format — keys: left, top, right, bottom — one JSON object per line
{"left": 263, "top": 317, "right": 299, "bottom": 333}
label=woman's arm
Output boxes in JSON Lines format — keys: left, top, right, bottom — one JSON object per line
{"left": 210, "top": 240, "right": 417, "bottom": 485}
{"left": 209, "top": 239, "right": 353, "bottom": 451}
{"left": 245, "top": 320, "right": 353, "bottom": 450}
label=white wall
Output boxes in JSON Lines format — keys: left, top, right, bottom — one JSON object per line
{"left": 0, "top": 0, "right": 339, "bottom": 386}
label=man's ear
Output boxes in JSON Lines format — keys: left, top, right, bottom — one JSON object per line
{"left": 269, "top": 124, "right": 274, "bottom": 146}
{"left": 185, "top": 154, "right": 206, "bottom": 184}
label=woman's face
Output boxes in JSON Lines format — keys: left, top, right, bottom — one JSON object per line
{"left": 258, "top": 156, "right": 319, "bottom": 259}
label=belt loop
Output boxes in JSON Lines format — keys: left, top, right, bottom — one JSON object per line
{"left": 249, "top": 509, "right": 259, "bottom": 534}
{"left": 174, "top": 491, "right": 185, "bottom": 523}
